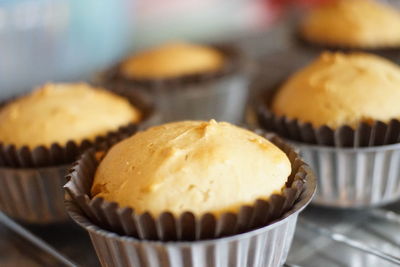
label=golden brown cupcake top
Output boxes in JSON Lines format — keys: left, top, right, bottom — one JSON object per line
{"left": 92, "top": 120, "right": 291, "bottom": 216}
{"left": 120, "top": 42, "right": 225, "bottom": 79}
{"left": 272, "top": 52, "right": 400, "bottom": 128}
{"left": 0, "top": 83, "right": 140, "bottom": 148}
{"left": 300, "top": 0, "right": 400, "bottom": 48}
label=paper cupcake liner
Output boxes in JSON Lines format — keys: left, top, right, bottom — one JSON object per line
{"left": 0, "top": 164, "right": 69, "bottom": 224}
{"left": 0, "top": 124, "right": 138, "bottom": 169}
{"left": 255, "top": 87, "right": 400, "bottom": 147}
{"left": 297, "top": 142, "right": 400, "bottom": 208}
{"left": 65, "top": 133, "right": 316, "bottom": 267}
{"left": 98, "top": 45, "right": 249, "bottom": 123}
{"left": 64, "top": 133, "right": 315, "bottom": 242}
{"left": 148, "top": 74, "right": 248, "bottom": 123}
{"left": 294, "top": 32, "right": 400, "bottom": 63}
{"left": 111, "top": 73, "right": 248, "bottom": 124}
{"left": 65, "top": 199, "right": 303, "bottom": 267}
{"left": 0, "top": 88, "right": 158, "bottom": 223}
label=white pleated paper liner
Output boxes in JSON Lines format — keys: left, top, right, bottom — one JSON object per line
{"left": 297, "top": 142, "right": 400, "bottom": 208}
{"left": 97, "top": 45, "right": 249, "bottom": 123}
{"left": 0, "top": 164, "right": 70, "bottom": 224}
{"left": 65, "top": 197, "right": 306, "bottom": 267}
{"left": 64, "top": 133, "right": 315, "bottom": 242}
{"left": 0, "top": 88, "right": 157, "bottom": 223}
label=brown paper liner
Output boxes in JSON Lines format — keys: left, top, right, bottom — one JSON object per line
{"left": 64, "top": 133, "right": 314, "bottom": 242}
{"left": 0, "top": 88, "right": 156, "bottom": 168}
{"left": 255, "top": 86, "right": 400, "bottom": 147}
{"left": 96, "top": 44, "right": 243, "bottom": 91}
{"left": 294, "top": 31, "right": 400, "bottom": 62}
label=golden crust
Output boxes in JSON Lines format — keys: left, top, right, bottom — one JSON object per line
{"left": 300, "top": 0, "right": 400, "bottom": 48}
{"left": 120, "top": 42, "right": 225, "bottom": 79}
{"left": 0, "top": 83, "right": 140, "bottom": 148}
{"left": 91, "top": 120, "right": 291, "bottom": 216}
{"left": 272, "top": 52, "right": 400, "bottom": 128}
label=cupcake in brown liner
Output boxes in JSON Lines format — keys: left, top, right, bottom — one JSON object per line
{"left": 255, "top": 51, "right": 400, "bottom": 208}
{"left": 295, "top": 0, "right": 400, "bottom": 62}
{"left": 0, "top": 83, "right": 157, "bottom": 223}
{"left": 99, "top": 42, "right": 249, "bottom": 123}
{"left": 64, "top": 120, "right": 315, "bottom": 266}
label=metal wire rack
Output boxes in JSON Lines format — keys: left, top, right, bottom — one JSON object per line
{"left": 1, "top": 203, "right": 399, "bottom": 267}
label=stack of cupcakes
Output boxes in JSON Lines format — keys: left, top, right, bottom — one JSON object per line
{"left": 256, "top": 51, "right": 400, "bottom": 207}
{"left": 99, "top": 42, "right": 249, "bottom": 123}
{"left": 65, "top": 120, "right": 315, "bottom": 266}
{"left": 0, "top": 83, "right": 155, "bottom": 223}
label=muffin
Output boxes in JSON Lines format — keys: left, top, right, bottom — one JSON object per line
{"left": 65, "top": 120, "right": 315, "bottom": 267}
{"left": 272, "top": 52, "right": 400, "bottom": 129}
{"left": 256, "top": 51, "right": 400, "bottom": 207}
{"left": 0, "top": 83, "right": 140, "bottom": 149}
{"left": 91, "top": 120, "right": 291, "bottom": 216}
{"left": 120, "top": 42, "right": 224, "bottom": 80}
{"left": 101, "top": 41, "right": 249, "bottom": 123}
{"left": 0, "top": 82, "right": 153, "bottom": 223}
{"left": 300, "top": 0, "right": 400, "bottom": 49}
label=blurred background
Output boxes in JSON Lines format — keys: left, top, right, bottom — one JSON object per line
{"left": 2, "top": 1, "right": 400, "bottom": 267}
{"left": 0, "top": 0, "right": 327, "bottom": 98}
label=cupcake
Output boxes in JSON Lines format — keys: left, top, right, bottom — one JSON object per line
{"left": 65, "top": 120, "right": 315, "bottom": 267}
{"left": 299, "top": 0, "right": 400, "bottom": 50}
{"left": 0, "top": 82, "right": 155, "bottom": 223}
{"left": 256, "top": 51, "right": 400, "bottom": 208}
{"left": 100, "top": 42, "right": 249, "bottom": 123}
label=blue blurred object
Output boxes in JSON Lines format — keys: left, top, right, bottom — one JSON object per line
{"left": 0, "top": 0, "right": 134, "bottom": 98}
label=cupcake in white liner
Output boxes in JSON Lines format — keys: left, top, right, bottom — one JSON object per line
{"left": 99, "top": 42, "right": 249, "bottom": 123}
{"left": 0, "top": 83, "right": 156, "bottom": 223}
{"left": 64, "top": 120, "right": 316, "bottom": 267}
{"left": 256, "top": 51, "right": 400, "bottom": 208}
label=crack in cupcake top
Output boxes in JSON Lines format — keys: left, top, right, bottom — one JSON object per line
{"left": 91, "top": 120, "right": 291, "bottom": 217}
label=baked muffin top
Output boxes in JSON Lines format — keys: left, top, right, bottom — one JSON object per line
{"left": 0, "top": 83, "right": 140, "bottom": 148}
{"left": 300, "top": 0, "right": 400, "bottom": 48}
{"left": 272, "top": 52, "right": 400, "bottom": 128}
{"left": 120, "top": 42, "right": 225, "bottom": 79}
{"left": 91, "top": 120, "right": 291, "bottom": 216}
